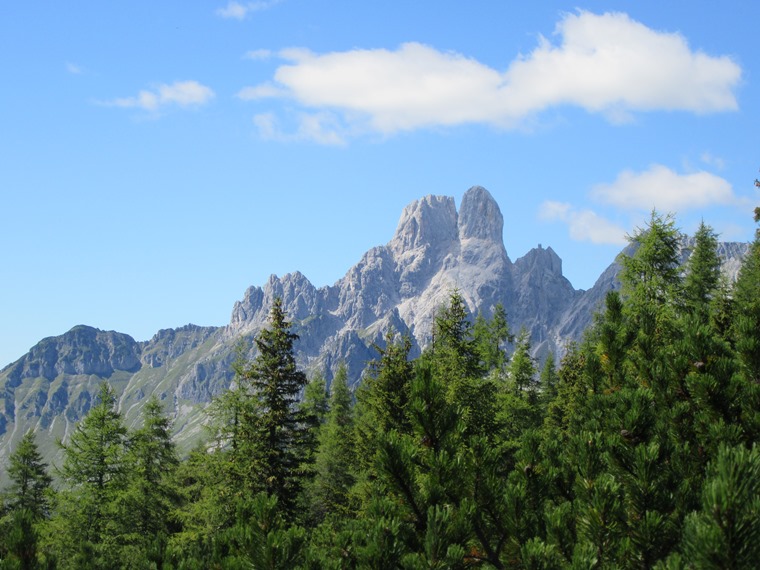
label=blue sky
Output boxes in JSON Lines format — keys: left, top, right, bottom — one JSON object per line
{"left": 1, "top": 1, "right": 758, "bottom": 367}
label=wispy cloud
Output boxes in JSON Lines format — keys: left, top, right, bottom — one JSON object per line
{"left": 591, "top": 165, "right": 737, "bottom": 212}
{"left": 541, "top": 164, "right": 743, "bottom": 245}
{"left": 216, "top": 1, "right": 281, "bottom": 20}
{"left": 104, "top": 81, "right": 215, "bottom": 112}
{"left": 253, "top": 112, "right": 346, "bottom": 145}
{"left": 244, "top": 49, "right": 273, "bottom": 61}
{"left": 700, "top": 152, "right": 726, "bottom": 170}
{"left": 238, "top": 10, "right": 741, "bottom": 142}
{"left": 539, "top": 202, "right": 628, "bottom": 245}
{"left": 66, "top": 62, "right": 83, "bottom": 74}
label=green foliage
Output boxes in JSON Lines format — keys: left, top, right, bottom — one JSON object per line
{"left": 308, "top": 363, "right": 356, "bottom": 523}
{"left": 3, "top": 431, "right": 51, "bottom": 519}
{"left": 684, "top": 221, "right": 722, "bottom": 317}
{"left": 216, "top": 298, "right": 311, "bottom": 519}
{"left": 355, "top": 329, "right": 414, "bottom": 468}
{"left": 50, "top": 382, "right": 129, "bottom": 567}
{"left": 221, "top": 493, "right": 306, "bottom": 569}
{"left": 733, "top": 237, "right": 760, "bottom": 381}
{"left": 6, "top": 210, "right": 760, "bottom": 568}
{"left": 474, "top": 302, "right": 512, "bottom": 373}
{"left": 679, "top": 445, "right": 760, "bottom": 568}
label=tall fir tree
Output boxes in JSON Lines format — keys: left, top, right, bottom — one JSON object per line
{"left": 119, "top": 395, "right": 180, "bottom": 565}
{"left": 233, "top": 297, "right": 310, "bottom": 518}
{"left": 0, "top": 430, "right": 52, "bottom": 570}
{"left": 309, "top": 363, "right": 356, "bottom": 523}
{"left": 683, "top": 221, "right": 722, "bottom": 318}
{"left": 473, "top": 303, "right": 512, "bottom": 373}
{"left": 50, "top": 382, "right": 129, "bottom": 568}
{"left": 3, "top": 430, "right": 52, "bottom": 518}
{"left": 355, "top": 329, "right": 414, "bottom": 469}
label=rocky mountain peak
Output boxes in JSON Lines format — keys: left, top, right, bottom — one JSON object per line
{"left": 513, "top": 244, "right": 563, "bottom": 277}
{"left": 389, "top": 194, "right": 458, "bottom": 253}
{"left": 458, "top": 185, "right": 503, "bottom": 244}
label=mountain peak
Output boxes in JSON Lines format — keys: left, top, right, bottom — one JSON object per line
{"left": 458, "top": 186, "right": 503, "bottom": 243}
{"left": 390, "top": 194, "right": 458, "bottom": 252}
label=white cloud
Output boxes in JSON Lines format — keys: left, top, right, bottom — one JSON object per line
{"left": 244, "top": 49, "right": 272, "bottom": 61}
{"left": 504, "top": 11, "right": 740, "bottom": 116}
{"left": 66, "top": 62, "right": 83, "bottom": 74}
{"left": 539, "top": 201, "right": 628, "bottom": 245}
{"left": 253, "top": 111, "right": 345, "bottom": 145}
{"left": 591, "top": 165, "right": 736, "bottom": 212}
{"left": 216, "top": 1, "right": 280, "bottom": 20}
{"left": 700, "top": 152, "right": 726, "bottom": 170}
{"left": 238, "top": 83, "right": 285, "bottom": 99}
{"left": 106, "top": 81, "right": 215, "bottom": 112}
{"left": 237, "top": 11, "right": 741, "bottom": 140}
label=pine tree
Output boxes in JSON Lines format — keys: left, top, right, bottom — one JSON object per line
{"left": 234, "top": 297, "right": 310, "bottom": 518}
{"left": 0, "top": 431, "right": 52, "bottom": 570}
{"left": 474, "top": 303, "right": 512, "bottom": 373}
{"left": 425, "top": 290, "right": 497, "bottom": 439}
{"left": 355, "top": 329, "right": 414, "bottom": 468}
{"left": 53, "top": 381, "right": 129, "bottom": 567}
{"left": 370, "top": 364, "right": 473, "bottom": 568}
{"left": 683, "top": 221, "right": 722, "bottom": 318}
{"left": 4, "top": 430, "right": 52, "bottom": 519}
{"left": 509, "top": 329, "right": 537, "bottom": 395}
{"left": 621, "top": 211, "right": 683, "bottom": 394}
{"left": 119, "top": 395, "right": 179, "bottom": 564}
{"left": 309, "top": 363, "right": 356, "bottom": 523}
{"left": 301, "top": 370, "right": 329, "bottom": 429}
{"left": 429, "top": 290, "right": 482, "bottom": 381}
{"left": 678, "top": 445, "right": 760, "bottom": 568}
{"left": 538, "top": 354, "right": 559, "bottom": 408}
{"left": 733, "top": 231, "right": 760, "bottom": 382}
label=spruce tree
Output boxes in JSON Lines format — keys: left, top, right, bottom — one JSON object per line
{"left": 473, "top": 303, "right": 512, "bottom": 373}
{"left": 53, "top": 382, "right": 129, "bottom": 567}
{"left": 120, "top": 395, "right": 179, "bottom": 564}
{"left": 309, "top": 363, "right": 356, "bottom": 523}
{"left": 1, "top": 430, "right": 52, "bottom": 570}
{"left": 4, "top": 430, "right": 52, "bottom": 519}
{"left": 355, "top": 328, "right": 414, "bottom": 468}
{"left": 683, "top": 221, "right": 722, "bottom": 318}
{"left": 234, "top": 297, "right": 310, "bottom": 517}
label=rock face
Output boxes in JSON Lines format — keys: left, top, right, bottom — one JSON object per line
{"left": 0, "top": 186, "right": 750, "bottom": 478}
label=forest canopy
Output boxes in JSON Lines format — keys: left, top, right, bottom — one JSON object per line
{"left": 2, "top": 210, "right": 760, "bottom": 569}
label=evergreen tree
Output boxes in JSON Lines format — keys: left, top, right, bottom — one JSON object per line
{"left": 51, "top": 382, "right": 129, "bottom": 568}
{"left": 621, "top": 211, "right": 683, "bottom": 393}
{"left": 309, "top": 363, "right": 356, "bottom": 523}
{"left": 473, "top": 303, "right": 512, "bottom": 373}
{"left": 221, "top": 492, "right": 306, "bottom": 570}
{"left": 733, "top": 231, "right": 760, "bottom": 382}
{"left": 370, "top": 365, "right": 474, "bottom": 568}
{"left": 355, "top": 329, "right": 414, "bottom": 468}
{"left": 539, "top": 354, "right": 559, "bottom": 408}
{"left": 301, "top": 370, "right": 329, "bottom": 429}
{"left": 4, "top": 431, "right": 52, "bottom": 519}
{"left": 677, "top": 445, "right": 760, "bottom": 568}
{"left": 425, "top": 290, "right": 497, "bottom": 439}
{"left": 509, "top": 328, "right": 537, "bottom": 395}
{"left": 429, "top": 290, "right": 482, "bottom": 381}
{"left": 232, "top": 297, "right": 310, "bottom": 518}
{"left": 119, "top": 395, "right": 179, "bottom": 565}
{"left": 683, "top": 221, "right": 722, "bottom": 318}
{"left": 0, "top": 431, "right": 52, "bottom": 570}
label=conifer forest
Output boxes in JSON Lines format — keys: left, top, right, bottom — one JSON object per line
{"left": 2, "top": 210, "right": 760, "bottom": 569}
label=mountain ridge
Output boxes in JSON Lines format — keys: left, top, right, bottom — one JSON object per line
{"left": 0, "top": 186, "right": 749, "bottom": 478}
